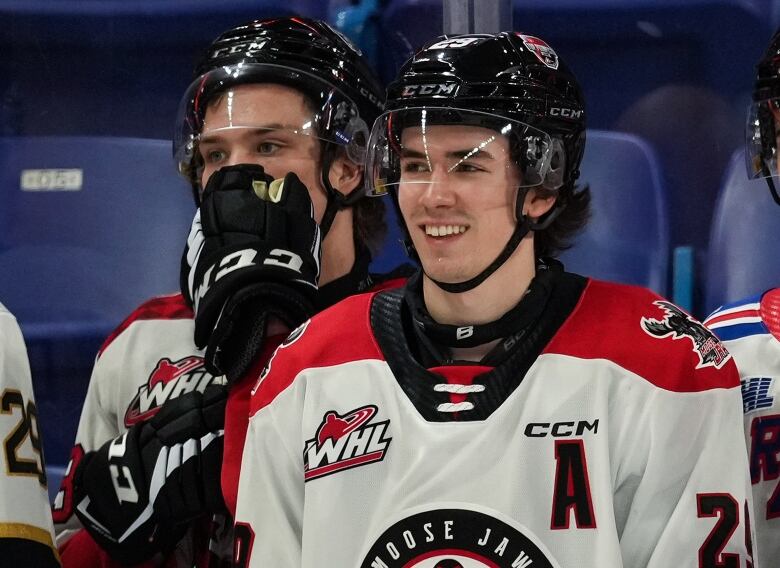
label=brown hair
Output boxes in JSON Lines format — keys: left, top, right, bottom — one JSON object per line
{"left": 353, "top": 192, "right": 386, "bottom": 256}
{"left": 532, "top": 183, "right": 591, "bottom": 258}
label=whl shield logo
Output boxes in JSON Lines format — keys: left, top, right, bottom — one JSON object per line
{"left": 124, "top": 356, "right": 218, "bottom": 426}
{"left": 304, "top": 405, "right": 391, "bottom": 482}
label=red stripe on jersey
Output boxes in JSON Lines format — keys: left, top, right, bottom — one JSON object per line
{"left": 249, "top": 293, "right": 385, "bottom": 417}
{"left": 704, "top": 308, "right": 761, "bottom": 327}
{"left": 221, "top": 335, "right": 285, "bottom": 517}
{"left": 98, "top": 293, "right": 193, "bottom": 357}
{"left": 543, "top": 280, "right": 738, "bottom": 392}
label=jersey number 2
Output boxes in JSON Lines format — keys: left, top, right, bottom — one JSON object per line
{"left": 697, "top": 493, "right": 750, "bottom": 568}
{"left": 1, "top": 388, "right": 46, "bottom": 485}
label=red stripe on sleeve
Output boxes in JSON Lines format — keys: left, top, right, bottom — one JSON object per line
{"left": 543, "top": 280, "right": 738, "bottom": 393}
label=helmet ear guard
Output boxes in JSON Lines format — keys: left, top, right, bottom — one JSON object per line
{"left": 317, "top": 113, "right": 371, "bottom": 236}
{"left": 516, "top": 138, "right": 567, "bottom": 233}
{"left": 542, "top": 138, "right": 566, "bottom": 191}
{"left": 343, "top": 115, "right": 370, "bottom": 165}
{"left": 520, "top": 136, "right": 567, "bottom": 191}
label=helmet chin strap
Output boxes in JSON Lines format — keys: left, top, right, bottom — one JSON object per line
{"left": 412, "top": 187, "right": 565, "bottom": 294}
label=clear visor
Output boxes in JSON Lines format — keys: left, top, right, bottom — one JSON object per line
{"left": 746, "top": 98, "right": 780, "bottom": 179}
{"left": 365, "top": 107, "right": 565, "bottom": 198}
{"left": 174, "top": 63, "right": 368, "bottom": 173}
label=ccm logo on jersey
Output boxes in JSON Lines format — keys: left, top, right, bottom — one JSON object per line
{"left": 641, "top": 300, "right": 731, "bottom": 369}
{"left": 304, "top": 405, "right": 392, "bottom": 482}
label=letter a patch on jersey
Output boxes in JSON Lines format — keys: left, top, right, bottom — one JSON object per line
{"left": 303, "top": 405, "right": 392, "bottom": 482}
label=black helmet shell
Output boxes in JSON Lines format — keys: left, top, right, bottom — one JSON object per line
{"left": 197, "top": 17, "right": 384, "bottom": 126}
{"left": 386, "top": 32, "right": 586, "bottom": 188}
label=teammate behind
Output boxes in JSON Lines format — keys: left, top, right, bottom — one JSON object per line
{"left": 233, "top": 32, "right": 754, "bottom": 567}
{"left": 0, "top": 303, "right": 59, "bottom": 567}
{"left": 51, "top": 17, "right": 398, "bottom": 567}
{"left": 704, "top": 27, "right": 780, "bottom": 568}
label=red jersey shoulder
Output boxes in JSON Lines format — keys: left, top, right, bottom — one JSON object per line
{"left": 98, "top": 293, "right": 193, "bottom": 356}
{"left": 248, "top": 292, "right": 385, "bottom": 415}
{"left": 544, "top": 279, "right": 737, "bottom": 392}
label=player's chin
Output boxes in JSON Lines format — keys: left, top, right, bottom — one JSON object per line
{"left": 419, "top": 259, "right": 475, "bottom": 286}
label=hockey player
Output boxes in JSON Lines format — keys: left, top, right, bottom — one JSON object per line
{"left": 51, "top": 17, "right": 399, "bottom": 567}
{"left": 233, "top": 32, "right": 754, "bottom": 567}
{"left": 704, "top": 28, "right": 780, "bottom": 568}
{"left": 0, "top": 303, "right": 60, "bottom": 567}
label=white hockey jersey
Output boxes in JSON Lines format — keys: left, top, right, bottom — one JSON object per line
{"left": 0, "top": 303, "right": 59, "bottom": 566}
{"left": 50, "top": 293, "right": 229, "bottom": 567}
{"left": 706, "top": 288, "right": 780, "bottom": 568}
{"left": 235, "top": 274, "right": 754, "bottom": 568}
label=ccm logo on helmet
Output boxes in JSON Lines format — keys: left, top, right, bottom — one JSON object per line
{"left": 550, "top": 107, "right": 583, "bottom": 119}
{"left": 401, "top": 83, "right": 458, "bottom": 97}
{"left": 211, "top": 40, "right": 268, "bottom": 59}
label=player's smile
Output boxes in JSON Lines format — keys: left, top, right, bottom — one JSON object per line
{"left": 422, "top": 223, "right": 470, "bottom": 238}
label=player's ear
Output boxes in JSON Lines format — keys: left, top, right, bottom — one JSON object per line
{"left": 328, "top": 151, "right": 362, "bottom": 196}
{"left": 523, "top": 187, "right": 557, "bottom": 220}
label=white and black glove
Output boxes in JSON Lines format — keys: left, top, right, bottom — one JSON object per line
{"left": 182, "top": 164, "right": 321, "bottom": 382}
{"left": 73, "top": 385, "right": 227, "bottom": 565}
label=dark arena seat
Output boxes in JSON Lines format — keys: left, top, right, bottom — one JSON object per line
{"left": 561, "top": 130, "right": 670, "bottom": 294}
{"left": 0, "top": 136, "right": 194, "bottom": 464}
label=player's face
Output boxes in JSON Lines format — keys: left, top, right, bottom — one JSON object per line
{"left": 198, "top": 83, "right": 329, "bottom": 223}
{"left": 396, "top": 124, "right": 522, "bottom": 284}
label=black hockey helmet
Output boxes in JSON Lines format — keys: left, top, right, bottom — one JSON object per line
{"left": 365, "top": 32, "right": 587, "bottom": 292}
{"left": 747, "top": 28, "right": 780, "bottom": 205}
{"left": 174, "top": 16, "right": 385, "bottom": 233}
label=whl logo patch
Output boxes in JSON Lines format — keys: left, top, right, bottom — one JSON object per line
{"left": 304, "top": 405, "right": 391, "bottom": 482}
{"left": 124, "top": 356, "right": 218, "bottom": 426}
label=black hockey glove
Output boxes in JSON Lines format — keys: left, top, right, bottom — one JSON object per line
{"left": 182, "top": 164, "right": 321, "bottom": 382}
{"left": 149, "top": 384, "right": 228, "bottom": 523}
{"left": 72, "top": 384, "right": 228, "bottom": 565}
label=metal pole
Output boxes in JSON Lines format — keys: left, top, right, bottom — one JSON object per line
{"left": 442, "top": 0, "right": 512, "bottom": 35}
